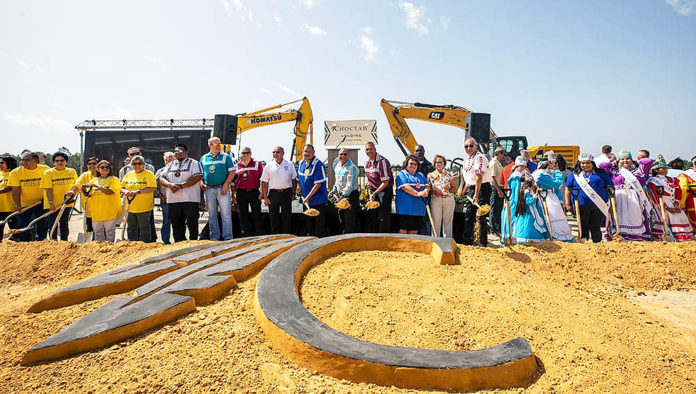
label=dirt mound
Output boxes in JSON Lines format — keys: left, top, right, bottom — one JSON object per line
{"left": 1, "top": 240, "right": 695, "bottom": 392}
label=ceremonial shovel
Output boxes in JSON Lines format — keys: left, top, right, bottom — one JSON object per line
{"left": 2, "top": 194, "right": 77, "bottom": 241}
{"left": 49, "top": 192, "right": 74, "bottom": 240}
{"left": 77, "top": 185, "right": 94, "bottom": 244}
{"left": 503, "top": 188, "right": 513, "bottom": 246}
{"left": 0, "top": 201, "right": 42, "bottom": 242}
{"left": 606, "top": 186, "right": 621, "bottom": 240}
{"left": 120, "top": 194, "right": 137, "bottom": 241}
{"left": 537, "top": 190, "right": 553, "bottom": 241}
{"left": 569, "top": 188, "right": 583, "bottom": 243}
{"left": 654, "top": 185, "right": 675, "bottom": 242}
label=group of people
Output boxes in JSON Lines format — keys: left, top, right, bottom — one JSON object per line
{"left": 2, "top": 139, "right": 695, "bottom": 246}
{"left": 499, "top": 145, "right": 696, "bottom": 244}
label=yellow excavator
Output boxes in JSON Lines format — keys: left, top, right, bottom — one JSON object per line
{"left": 380, "top": 99, "right": 579, "bottom": 166}
{"left": 215, "top": 97, "right": 313, "bottom": 162}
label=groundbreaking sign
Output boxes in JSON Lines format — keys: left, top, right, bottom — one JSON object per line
{"left": 324, "top": 120, "right": 377, "bottom": 147}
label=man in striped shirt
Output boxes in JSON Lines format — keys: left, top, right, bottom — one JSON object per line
{"left": 364, "top": 142, "right": 394, "bottom": 233}
{"left": 332, "top": 148, "right": 359, "bottom": 233}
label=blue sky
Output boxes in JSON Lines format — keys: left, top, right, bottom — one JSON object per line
{"left": 1, "top": 0, "right": 695, "bottom": 165}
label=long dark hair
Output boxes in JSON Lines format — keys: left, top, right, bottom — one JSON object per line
{"left": 0, "top": 155, "right": 18, "bottom": 170}
{"left": 573, "top": 160, "right": 606, "bottom": 175}
{"left": 556, "top": 154, "right": 567, "bottom": 172}
{"left": 515, "top": 179, "right": 535, "bottom": 217}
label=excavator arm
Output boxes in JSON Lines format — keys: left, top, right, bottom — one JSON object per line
{"left": 380, "top": 99, "right": 473, "bottom": 155}
{"left": 233, "top": 97, "right": 313, "bottom": 162}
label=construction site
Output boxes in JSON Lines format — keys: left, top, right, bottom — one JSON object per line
{"left": 2, "top": 2, "right": 695, "bottom": 392}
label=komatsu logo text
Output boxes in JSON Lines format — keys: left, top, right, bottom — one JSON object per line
{"left": 247, "top": 115, "right": 282, "bottom": 124}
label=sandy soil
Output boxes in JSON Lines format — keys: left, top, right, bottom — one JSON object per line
{"left": 1, "top": 239, "right": 695, "bottom": 393}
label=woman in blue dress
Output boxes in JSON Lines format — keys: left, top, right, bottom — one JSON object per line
{"left": 395, "top": 155, "right": 430, "bottom": 234}
{"left": 532, "top": 158, "right": 574, "bottom": 242}
{"left": 502, "top": 157, "right": 549, "bottom": 244}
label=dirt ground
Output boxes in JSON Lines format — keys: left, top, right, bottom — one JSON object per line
{"left": 0, "top": 239, "right": 695, "bottom": 393}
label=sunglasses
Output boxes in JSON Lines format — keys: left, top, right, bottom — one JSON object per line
{"left": 174, "top": 149, "right": 185, "bottom": 153}
{"left": 241, "top": 151, "right": 251, "bottom": 154}
{"left": 209, "top": 143, "right": 221, "bottom": 147}
{"left": 54, "top": 159, "right": 66, "bottom": 162}
{"left": 464, "top": 144, "right": 475, "bottom": 148}
{"left": 129, "top": 152, "right": 141, "bottom": 156}
{"left": 131, "top": 162, "right": 144, "bottom": 165}
{"left": 98, "top": 166, "right": 110, "bottom": 169}
{"left": 339, "top": 153, "right": 348, "bottom": 156}
{"left": 272, "top": 150, "right": 281, "bottom": 154}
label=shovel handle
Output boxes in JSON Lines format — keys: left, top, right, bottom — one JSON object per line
{"left": 570, "top": 187, "right": 580, "bottom": 199}
{"left": 538, "top": 189, "right": 548, "bottom": 199}
{"left": 503, "top": 188, "right": 512, "bottom": 200}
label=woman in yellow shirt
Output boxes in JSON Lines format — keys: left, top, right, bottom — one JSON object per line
{"left": 88, "top": 160, "right": 122, "bottom": 242}
{"left": 0, "top": 155, "right": 19, "bottom": 234}
{"left": 42, "top": 152, "right": 78, "bottom": 240}
{"left": 120, "top": 155, "right": 157, "bottom": 242}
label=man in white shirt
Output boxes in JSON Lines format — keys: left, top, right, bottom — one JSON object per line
{"left": 458, "top": 138, "right": 492, "bottom": 246}
{"left": 158, "top": 143, "right": 203, "bottom": 242}
{"left": 260, "top": 146, "right": 298, "bottom": 234}
{"left": 594, "top": 145, "right": 612, "bottom": 166}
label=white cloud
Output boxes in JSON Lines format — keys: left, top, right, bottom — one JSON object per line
{"left": 276, "top": 83, "right": 300, "bottom": 97}
{"left": 4, "top": 113, "right": 73, "bottom": 133}
{"left": 399, "top": 2, "right": 429, "bottom": 34}
{"left": 221, "top": 0, "right": 256, "bottom": 22}
{"left": 359, "top": 27, "right": 379, "bottom": 62}
{"left": 301, "top": 24, "right": 327, "bottom": 35}
{"left": 440, "top": 16, "right": 450, "bottom": 30}
{"left": 666, "top": 0, "right": 696, "bottom": 15}
{"left": 0, "top": 50, "right": 45, "bottom": 73}
{"left": 299, "top": 0, "right": 319, "bottom": 8}
{"left": 258, "top": 88, "right": 274, "bottom": 97}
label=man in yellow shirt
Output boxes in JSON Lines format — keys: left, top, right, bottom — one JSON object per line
{"left": 42, "top": 152, "right": 78, "bottom": 240}
{"left": 120, "top": 155, "right": 157, "bottom": 242}
{"left": 9, "top": 152, "right": 50, "bottom": 241}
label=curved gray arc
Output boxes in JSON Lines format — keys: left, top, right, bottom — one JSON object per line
{"left": 256, "top": 233, "right": 533, "bottom": 369}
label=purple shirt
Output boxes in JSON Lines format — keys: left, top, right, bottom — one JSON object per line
{"left": 598, "top": 158, "right": 653, "bottom": 187}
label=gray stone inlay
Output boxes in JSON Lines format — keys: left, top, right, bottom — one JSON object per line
{"left": 28, "top": 293, "right": 191, "bottom": 352}
{"left": 257, "top": 233, "right": 533, "bottom": 369}
{"left": 49, "top": 235, "right": 289, "bottom": 295}
{"left": 26, "top": 236, "right": 311, "bottom": 356}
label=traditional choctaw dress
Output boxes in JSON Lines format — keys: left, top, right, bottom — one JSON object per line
{"left": 646, "top": 174, "right": 693, "bottom": 241}
{"left": 501, "top": 170, "right": 548, "bottom": 244}
{"left": 532, "top": 168, "right": 573, "bottom": 242}
{"left": 599, "top": 158, "right": 653, "bottom": 241}
{"left": 678, "top": 169, "right": 696, "bottom": 235}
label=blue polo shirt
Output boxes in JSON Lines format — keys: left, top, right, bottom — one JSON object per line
{"left": 565, "top": 171, "right": 613, "bottom": 206}
{"left": 395, "top": 170, "right": 428, "bottom": 216}
{"left": 200, "top": 152, "right": 235, "bottom": 186}
{"left": 297, "top": 157, "right": 328, "bottom": 206}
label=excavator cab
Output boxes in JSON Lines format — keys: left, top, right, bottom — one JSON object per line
{"left": 490, "top": 136, "right": 528, "bottom": 158}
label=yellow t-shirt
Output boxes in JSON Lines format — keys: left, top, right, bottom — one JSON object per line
{"left": 41, "top": 167, "right": 78, "bottom": 209}
{"left": 75, "top": 171, "right": 96, "bottom": 217}
{"left": 89, "top": 176, "right": 122, "bottom": 222}
{"left": 8, "top": 164, "right": 50, "bottom": 207}
{"left": 120, "top": 170, "right": 157, "bottom": 213}
{"left": 0, "top": 170, "right": 14, "bottom": 212}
